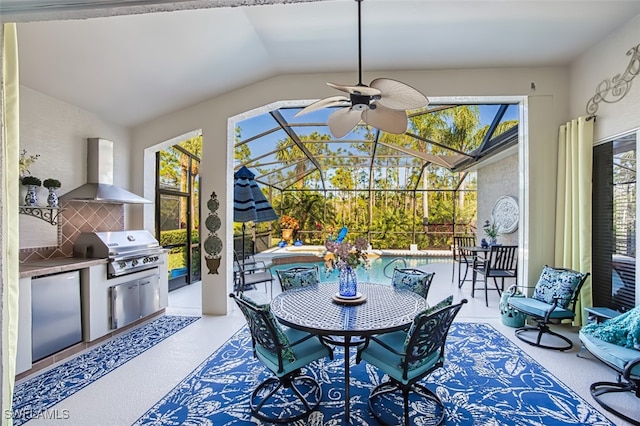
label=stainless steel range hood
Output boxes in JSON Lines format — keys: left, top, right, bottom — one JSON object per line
{"left": 59, "top": 138, "right": 151, "bottom": 204}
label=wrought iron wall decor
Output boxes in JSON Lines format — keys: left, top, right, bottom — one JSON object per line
{"left": 204, "top": 191, "right": 223, "bottom": 274}
{"left": 586, "top": 43, "right": 640, "bottom": 114}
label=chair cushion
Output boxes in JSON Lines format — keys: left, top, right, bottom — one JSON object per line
{"left": 508, "top": 296, "right": 574, "bottom": 320}
{"left": 358, "top": 330, "right": 441, "bottom": 385}
{"left": 391, "top": 269, "right": 433, "bottom": 298}
{"left": 256, "top": 328, "right": 331, "bottom": 378}
{"left": 403, "top": 295, "right": 453, "bottom": 368}
{"left": 532, "top": 266, "right": 585, "bottom": 308}
{"left": 579, "top": 330, "right": 640, "bottom": 377}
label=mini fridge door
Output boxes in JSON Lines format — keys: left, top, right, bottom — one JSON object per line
{"left": 110, "top": 281, "right": 140, "bottom": 329}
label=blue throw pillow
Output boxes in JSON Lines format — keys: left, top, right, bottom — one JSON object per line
{"left": 532, "top": 266, "right": 586, "bottom": 308}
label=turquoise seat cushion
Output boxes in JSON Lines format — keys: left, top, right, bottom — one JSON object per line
{"left": 579, "top": 330, "right": 640, "bottom": 377}
{"left": 508, "top": 297, "right": 574, "bottom": 320}
{"left": 532, "top": 266, "right": 586, "bottom": 308}
{"left": 255, "top": 328, "right": 331, "bottom": 378}
{"left": 358, "top": 330, "right": 441, "bottom": 385}
{"left": 581, "top": 306, "right": 640, "bottom": 349}
{"left": 391, "top": 269, "right": 433, "bottom": 298}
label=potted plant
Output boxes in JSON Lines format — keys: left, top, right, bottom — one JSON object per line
{"left": 483, "top": 219, "right": 499, "bottom": 246}
{"left": 43, "top": 178, "right": 62, "bottom": 208}
{"left": 280, "top": 215, "right": 299, "bottom": 243}
{"left": 21, "top": 176, "right": 41, "bottom": 206}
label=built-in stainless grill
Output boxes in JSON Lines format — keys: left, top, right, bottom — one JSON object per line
{"left": 74, "top": 230, "right": 165, "bottom": 277}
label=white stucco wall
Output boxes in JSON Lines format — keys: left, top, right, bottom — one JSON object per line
{"left": 570, "top": 14, "right": 640, "bottom": 142}
{"left": 19, "top": 86, "right": 144, "bottom": 229}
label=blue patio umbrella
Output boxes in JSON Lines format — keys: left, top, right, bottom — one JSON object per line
{"left": 233, "top": 166, "right": 278, "bottom": 264}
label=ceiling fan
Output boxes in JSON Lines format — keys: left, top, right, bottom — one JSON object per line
{"left": 295, "top": 0, "right": 429, "bottom": 138}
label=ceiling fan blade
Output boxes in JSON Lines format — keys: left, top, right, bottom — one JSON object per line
{"left": 370, "top": 78, "right": 429, "bottom": 110}
{"left": 295, "top": 96, "right": 349, "bottom": 117}
{"left": 327, "top": 107, "right": 363, "bottom": 138}
{"left": 362, "top": 105, "right": 408, "bottom": 134}
{"left": 327, "top": 82, "right": 381, "bottom": 97}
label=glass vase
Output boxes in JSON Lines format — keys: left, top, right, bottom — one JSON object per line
{"left": 338, "top": 265, "right": 358, "bottom": 297}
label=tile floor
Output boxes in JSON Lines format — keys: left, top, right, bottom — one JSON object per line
{"left": 17, "top": 260, "right": 639, "bottom": 425}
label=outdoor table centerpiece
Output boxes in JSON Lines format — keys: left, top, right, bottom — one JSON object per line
{"left": 325, "top": 237, "right": 369, "bottom": 298}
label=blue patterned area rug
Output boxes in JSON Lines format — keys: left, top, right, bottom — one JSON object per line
{"left": 12, "top": 315, "right": 199, "bottom": 426}
{"left": 134, "top": 322, "right": 614, "bottom": 425}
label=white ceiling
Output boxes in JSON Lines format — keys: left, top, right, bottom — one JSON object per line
{"left": 12, "top": 0, "right": 640, "bottom": 127}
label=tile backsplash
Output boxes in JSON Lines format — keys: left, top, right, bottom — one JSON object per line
{"left": 19, "top": 201, "right": 124, "bottom": 262}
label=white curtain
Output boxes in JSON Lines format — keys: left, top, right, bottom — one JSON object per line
{"left": 555, "top": 116, "right": 593, "bottom": 326}
{"left": 2, "top": 22, "right": 20, "bottom": 426}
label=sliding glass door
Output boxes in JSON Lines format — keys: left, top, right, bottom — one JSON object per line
{"left": 593, "top": 131, "right": 637, "bottom": 311}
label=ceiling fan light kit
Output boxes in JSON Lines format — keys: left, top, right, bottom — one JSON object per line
{"left": 296, "top": 0, "right": 429, "bottom": 138}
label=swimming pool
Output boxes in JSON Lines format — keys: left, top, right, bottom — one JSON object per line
{"left": 270, "top": 256, "right": 446, "bottom": 284}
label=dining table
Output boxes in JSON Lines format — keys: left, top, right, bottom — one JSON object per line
{"left": 270, "top": 281, "right": 428, "bottom": 422}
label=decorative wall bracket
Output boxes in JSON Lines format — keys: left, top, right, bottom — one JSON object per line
{"left": 586, "top": 43, "right": 640, "bottom": 114}
{"left": 19, "top": 206, "right": 64, "bottom": 225}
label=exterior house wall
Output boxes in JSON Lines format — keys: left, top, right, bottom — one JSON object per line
{"left": 477, "top": 153, "right": 519, "bottom": 247}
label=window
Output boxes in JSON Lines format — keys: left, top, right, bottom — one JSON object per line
{"left": 592, "top": 132, "right": 637, "bottom": 311}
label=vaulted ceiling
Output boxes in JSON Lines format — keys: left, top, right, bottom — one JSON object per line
{"left": 7, "top": 0, "right": 640, "bottom": 128}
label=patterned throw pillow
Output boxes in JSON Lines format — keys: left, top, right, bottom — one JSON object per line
{"left": 532, "top": 266, "right": 586, "bottom": 308}
{"left": 402, "top": 295, "right": 454, "bottom": 369}
{"left": 391, "top": 269, "right": 434, "bottom": 298}
{"left": 280, "top": 268, "right": 319, "bottom": 291}
{"left": 239, "top": 294, "right": 296, "bottom": 362}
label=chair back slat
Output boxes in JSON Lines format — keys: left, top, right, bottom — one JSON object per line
{"left": 453, "top": 236, "right": 476, "bottom": 261}
{"left": 487, "top": 245, "right": 518, "bottom": 275}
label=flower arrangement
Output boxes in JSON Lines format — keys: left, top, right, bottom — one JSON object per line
{"left": 325, "top": 237, "right": 369, "bottom": 271}
{"left": 280, "top": 215, "right": 300, "bottom": 230}
{"left": 483, "top": 219, "right": 499, "bottom": 239}
{"left": 21, "top": 176, "right": 41, "bottom": 186}
{"left": 43, "top": 178, "right": 61, "bottom": 189}
{"left": 19, "top": 149, "right": 40, "bottom": 177}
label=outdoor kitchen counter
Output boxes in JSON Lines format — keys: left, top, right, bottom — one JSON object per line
{"left": 19, "top": 257, "right": 107, "bottom": 278}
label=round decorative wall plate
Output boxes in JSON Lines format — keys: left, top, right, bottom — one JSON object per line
{"left": 492, "top": 196, "right": 519, "bottom": 234}
{"left": 205, "top": 214, "right": 221, "bottom": 232}
{"left": 207, "top": 196, "right": 220, "bottom": 212}
{"left": 204, "top": 235, "right": 223, "bottom": 256}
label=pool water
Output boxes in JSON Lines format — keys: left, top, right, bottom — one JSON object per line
{"left": 271, "top": 256, "right": 445, "bottom": 284}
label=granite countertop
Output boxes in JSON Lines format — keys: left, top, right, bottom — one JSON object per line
{"left": 19, "top": 257, "right": 107, "bottom": 278}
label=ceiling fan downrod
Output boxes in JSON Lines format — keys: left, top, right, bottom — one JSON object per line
{"left": 356, "top": 0, "right": 364, "bottom": 87}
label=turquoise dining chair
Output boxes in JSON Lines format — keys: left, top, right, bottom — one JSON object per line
{"left": 391, "top": 268, "right": 435, "bottom": 299}
{"left": 356, "top": 296, "right": 467, "bottom": 425}
{"left": 229, "top": 293, "right": 333, "bottom": 423}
